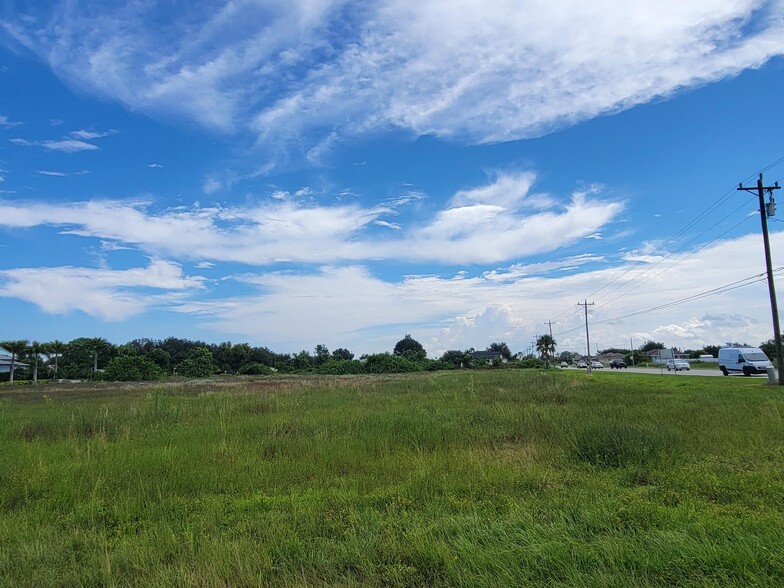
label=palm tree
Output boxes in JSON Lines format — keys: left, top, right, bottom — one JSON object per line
{"left": 28, "top": 340, "right": 42, "bottom": 384}
{"left": 536, "top": 334, "right": 556, "bottom": 368}
{"left": 1, "top": 340, "right": 29, "bottom": 383}
{"left": 46, "top": 340, "right": 67, "bottom": 381}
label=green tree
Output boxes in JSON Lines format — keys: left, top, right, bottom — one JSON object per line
{"left": 103, "top": 355, "right": 164, "bottom": 381}
{"left": 59, "top": 338, "right": 116, "bottom": 379}
{"left": 314, "top": 344, "right": 330, "bottom": 366}
{"left": 558, "top": 351, "right": 575, "bottom": 364}
{"left": 702, "top": 345, "right": 720, "bottom": 358}
{"left": 440, "top": 350, "right": 468, "bottom": 368}
{"left": 331, "top": 347, "right": 354, "bottom": 361}
{"left": 176, "top": 347, "right": 215, "bottom": 378}
{"left": 238, "top": 362, "right": 273, "bottom": 375}
{"left": 624, "top": 350, "right": 647, "bottom": 366}
{"left": 365, "top": 353, "right": 420, "bottom": 373}
{"left": 1, "top": 340, "right": 29, "bottom": 383}
{"left": 45, "top": 340, "right": 67, "bottom": 381}
{"left": 639, "top": 340, "right": 665, "bottom": 353}
{"left": 487, "top": 342, "right": 512, "bottom": 360}
{"left": 27, "top": 340, "right": 44, "bottom": 384}
{"left": 536, "top": 335, "right": 556, "bottom": 367}
{"left": 393, "top": 335, "right": 427, "bottom": 361}
{"left": 293, "top": 350, "right": 313, "bottom": 371}
{"left": 316, "top": 360, "right": 365, "bottom": 375}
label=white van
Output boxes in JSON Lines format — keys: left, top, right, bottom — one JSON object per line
{"left": 718, "top": 347, "right": 773, "bottom": 376}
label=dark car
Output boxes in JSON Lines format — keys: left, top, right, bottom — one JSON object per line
{"left": 610, "top": 359, "right": 627, "bottom": 369}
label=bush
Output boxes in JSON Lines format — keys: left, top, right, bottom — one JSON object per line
{"left": 517, "top": 357, "right": 545, "bottom": 369}
{"left": 316, "top": 360, "right": 365, "bottom": 375}
{"left": 176, "top": 347, "right": 216, "bottom": 378}
{"left": 102, "top": 355, "right": 165, "bottom": 381}
{"left": 238, "top": 362, "right": 273, "bottom": 375}
{"left": 363, "top": 353, "right": 421, "bottom": 373}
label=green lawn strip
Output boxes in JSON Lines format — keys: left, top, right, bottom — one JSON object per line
{"left": 1, "top": 371, "right": 783, "bottom": 586}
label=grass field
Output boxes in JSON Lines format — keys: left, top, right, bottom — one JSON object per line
{"left": 1, "top": 370, "right": 783, "bottom": 587}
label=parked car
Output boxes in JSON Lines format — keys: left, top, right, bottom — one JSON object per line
{"left": 718, "top": 347, "right": 773, "bottom": 376}
{"left": 665, "top": 359, "right": 690, "bottom": 371}
{"left": 590, "top": 361, "right": 604, "bottom": 369}
{"left": 559, "top": 361, "right": 569, "bottom": 368}
{"left": 610, "top": 359, "right": 627, "bottom": 369}
{"left": 576, "top": 360, "right": 587, "bottom": 368}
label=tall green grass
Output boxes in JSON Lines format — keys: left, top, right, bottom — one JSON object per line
{"left": 1, "top": 371, "right": 783, "bottom": 586}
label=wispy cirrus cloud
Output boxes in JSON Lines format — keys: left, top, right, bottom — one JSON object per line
{"left": 0, "top": 114, "right": 22, "bottom": 128}
{"left": 69, "top": 129, "right": 116, "bottom": 140}
{"left": 2, "top": 1, "right": 782, "bottom": 159}
{"left": 10, "top": 136, "right": 98, "bottom": 152}
{"left": 8, "top": 127, "right": 114, "bottom": 152}
{"left": 0, "top": 172, "right": 624, "bottom": 265}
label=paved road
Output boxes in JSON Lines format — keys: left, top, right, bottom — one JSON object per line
{"left": 564, "top": 367, "right": 753, "bottom": 378}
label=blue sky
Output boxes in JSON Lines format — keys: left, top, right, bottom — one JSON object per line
{"left": 2, "top": 0, "right": 784, "bottom": 357}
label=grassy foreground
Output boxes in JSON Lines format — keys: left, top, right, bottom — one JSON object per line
{"left": 1, "top": 371, "right": 783, "bottom": 587}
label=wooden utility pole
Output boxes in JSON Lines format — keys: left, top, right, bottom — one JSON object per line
{"left": 738, "top": 174, "right": 783, "bottom": 385}
{"left": 578, "top": 300, "right": 595, "bottom": 373}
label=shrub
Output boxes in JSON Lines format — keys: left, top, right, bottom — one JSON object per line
{"left": 102, "top": 355, "right": 165, "bottom": 381}
{"left": 517, "top": 357, "right": 545, "bottom": 369}
{"left": 176, "top": 347, "right": 216, "bottom": 378}
{"left": 238, "top": 362, "right": 273, "bottom": 375}
{"left": 316, "top": 360, "right": 365, "bottom": 375}
{"left": 363, "top": 353, "right": 421, "bottom": 373}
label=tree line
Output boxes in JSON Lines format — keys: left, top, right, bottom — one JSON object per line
{"left": 0, "top": 334, "right": 559, "bottom": 383}
{"left": 4, "top": 334, "right": 772, "bottom": 384}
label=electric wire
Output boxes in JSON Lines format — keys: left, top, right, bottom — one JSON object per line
{"left": 546, "top": 155, "right": 784, "bottom": 325}
{"left": 554, "top": 267, "right": 783, "bottom": 338}
{"left": 592, "top": 200, "right": 757, "bottom": 310}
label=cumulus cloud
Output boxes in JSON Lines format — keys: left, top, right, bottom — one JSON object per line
{"left": 0, "top": 259, "right": 206, "bottom": 321}
{"left": 168, "top": 231, "right": 784, "bottom": 353}
{"left": 2, "top": 1, "right": 782, "bottom": 155}
{"left": 0, "top": 172, "right": 623, "bottom": 265}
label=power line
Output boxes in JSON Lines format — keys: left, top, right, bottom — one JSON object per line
{"left": 593, "top": 206, "right": 756, "bottom": 311}
{"left": 546, "top": 155, "right": 784, "bottom": 324}
{"left": 553, "top": 268, "right": 782, "bottom": 338}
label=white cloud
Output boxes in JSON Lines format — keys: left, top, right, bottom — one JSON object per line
{"left": 41, "top": 139, "right": 99, "bottom": 152}
{"left": 147, "top": 163, "right": 163, "bottom": 168}
{"left": 0, "top": 172, "right": 623, "bottom": 265}
{"left": 169, "top": 232, "right": 784, "bottom": 354}
{"left": 36, "top": 170, "right": 68, "bottom": 177}
{"left": 2, "top": 1, "right": 782, "bottom": 155}
{"left": 69, "top": 129, "right": 115, "bottom": 140}
{"left": 0, "top": 114, "right": 22, "bottom": 128}
{"left": 0, "top": 259, "right": 206, "bottom": 321}
{"left": 203, "top": 177, "right": 221, "bottom": 195}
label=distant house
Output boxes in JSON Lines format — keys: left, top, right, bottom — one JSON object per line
{"left": 597, "top": 352, "right": 624, "bottom": 362}
{"left": 645, "top": 348, "right": 688, "bottom": 363}
{"left": 0, "top": 355, "right": 29, "bottom": 374}
{"left": 471, "top": 351, "right": 506, "bottom": 363}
